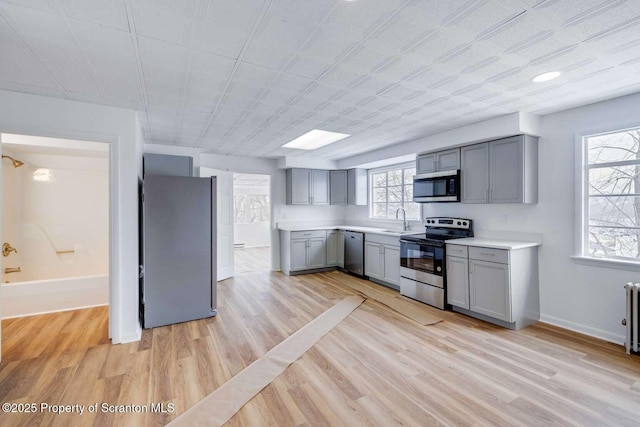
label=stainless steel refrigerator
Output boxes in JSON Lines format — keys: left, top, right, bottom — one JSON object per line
{"left": 141, "top": 175, "right": 217, "bottom": 328}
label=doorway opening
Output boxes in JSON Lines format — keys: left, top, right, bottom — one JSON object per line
{"left": 233, "top": 173, "right": 271, "bottom": 274}
{"left": 1, "top": 133, "right": 110, "bottom": 359}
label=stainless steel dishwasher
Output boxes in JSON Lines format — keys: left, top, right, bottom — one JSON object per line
{"left": 344, "top": 231, "right": 365, "bottom": 277}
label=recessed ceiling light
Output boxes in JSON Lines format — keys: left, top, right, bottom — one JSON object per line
{"left": 282, "top": 129, "right": 350, "bottom": 150}
{"left": 532, "top": 71, "right": 560, "bottom": 82}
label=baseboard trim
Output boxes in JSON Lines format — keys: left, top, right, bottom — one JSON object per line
{"left": 1, "top": 303, "right": 108, "bottom": 320}
{"left": 539, "top": 314, "right": 625, "bottom": 345}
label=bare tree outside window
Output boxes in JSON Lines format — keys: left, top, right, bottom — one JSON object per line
{"left": 234, "top": 194, "right": 247, "bottom": 223}
{"left": 371, "top": 165, "right": 420, "bottom": 220}
{"left": 586, "top": 128, "right": 640, "bottom": 260}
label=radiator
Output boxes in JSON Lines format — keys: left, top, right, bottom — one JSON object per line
{"left": 624, "top": 282, "right": 640, "bottom": 354}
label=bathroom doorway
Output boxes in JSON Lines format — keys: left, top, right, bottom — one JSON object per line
{"left": 233, "top": 173, "right": 271, "bottom": 274}
{"left": 0, "top": 133, "right": 110, "bottom": 353}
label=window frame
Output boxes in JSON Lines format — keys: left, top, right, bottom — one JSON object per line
{"left": 574, "top": 125, "right": 640, "bottom": 270}
{"left": 368, "top": 162, "right": 420, "bottom": 221}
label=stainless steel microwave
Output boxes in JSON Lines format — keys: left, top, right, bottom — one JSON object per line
{"left": 413, "top": 170, "right": 460, "bottom": 202}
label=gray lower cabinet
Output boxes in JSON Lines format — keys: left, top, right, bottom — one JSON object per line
{"left": 445, "top": 243, "right": 539, "bottom": 329}
{"left": 280, "top": 230, "right": 327, "bottom": 274}
{"left": 365, "top": 234, "right": 400, "bottom": 288}
{"left": 461, "top": 135, "right": 538, "bottom": 204}
{"left": 469, "top": 259, "right": 510, "bottom": 321}
{"left": 327, "top": 230, "right": 339, "bottom": 266}
{"left": 365, "top": 242, "right": 382, "bottom": 279}
{"left": 337, "top": 230, "right": 345, "bottom": 268}
{"left": 330, "top": 170, "right": 347, "bottom": 205}
{"left": 446, "top": 255, "right": 469, "bottom": 309}
{"left": 307, "top": 237, "right": 327, "bottom": 269}
{"left": 286, "top": 169, "right": 329, "bottom": 205}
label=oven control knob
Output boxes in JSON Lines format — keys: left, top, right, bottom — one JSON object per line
{"left": 457, "top": 221, "right": 461, "bottom": 225}
{"left": 463, "top": 221, "right": 467, "bottom": 225}
{"left": 436, "top": 266, "right": 441, "bottom": 272}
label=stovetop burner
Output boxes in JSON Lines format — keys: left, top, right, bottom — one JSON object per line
{"left": 400, "top": 217, "right": 473, "bottom": 246}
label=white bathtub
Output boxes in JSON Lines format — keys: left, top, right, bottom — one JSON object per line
{"left": 1, "top": 274, "right": 108, "bottom": 319}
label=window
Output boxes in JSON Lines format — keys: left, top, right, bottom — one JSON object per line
{"left": 370, "top": 163, "right": 420, "bottom": 220}
{"left": 583, "top": 127, "right": 640, "bottom": 262}
{"left": 234, "top": 195, "right": 270, "bottom": 224}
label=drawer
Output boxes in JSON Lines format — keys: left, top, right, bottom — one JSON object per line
{"left": 469, "top": 246, "right": 509, "bottom": 264}
{"left": 446, "top": 244, "right": 468, "bottom": 258}
{"left": 365, "top": 233, "right": 401, "bottom": 247}
{"left": 291, "top": 230, "right": 327, "bottom": 239}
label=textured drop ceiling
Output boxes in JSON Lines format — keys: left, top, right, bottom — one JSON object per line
{"left": 1, "top": 0, "right": 640, "bottom": 160}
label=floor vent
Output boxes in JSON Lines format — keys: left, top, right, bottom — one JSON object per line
{"left": 624, "top": 282, "right": 639, "bottom": 354}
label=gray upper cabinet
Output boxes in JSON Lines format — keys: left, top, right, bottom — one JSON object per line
{"left": 286, "top": 169, "right": 311, "bottom": 205}
{"left": 416, "top": 148, "right": 460, "bottom": 174}
{"left": 416, "top": 153, "right": 436, "bottom": 174}
{"left": 489, "top": 135, "right": 538, "bottom": 204}
{"left": 347, "top": 168, "right": 368, "bottom": 205}
{"left": 144, "top": 153, "right": 193, "bottom": 177}
{"left": 311, "top": 170, "right": 329, "bottom": 205}
{"left": 461, "top": 135, "right": 538, "bottom": 204}
{"left": 461, "top": 143, "right": 489, "bottom": 204}
{"left": 286, "top": 169, "right": 330, "bottom": 205}
{"left": 330, "top": 170, "right": 348, "bottom": 205}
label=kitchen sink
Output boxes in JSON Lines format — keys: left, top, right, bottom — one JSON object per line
{"left": 382, "top": 230, "right": 416, "bottom": 234}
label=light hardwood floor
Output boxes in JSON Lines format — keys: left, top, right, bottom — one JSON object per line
{"left": 1, "top": 270, "right": 640, "bottom": 426}
{"left": 234, "top": 246, "right": 270, "bottom": 274}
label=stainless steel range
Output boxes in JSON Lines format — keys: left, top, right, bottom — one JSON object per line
{"left": 399, "top": 217, "right": 473, "bottom": 309}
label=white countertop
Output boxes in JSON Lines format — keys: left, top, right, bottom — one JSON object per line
{"left": 278, "top": 224, "right": 421, "bottom": 237}
{"left": 446, "top": 237, "right": 541, "bottom": 250}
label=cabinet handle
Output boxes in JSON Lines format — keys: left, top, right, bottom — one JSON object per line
{"left": 485, "top": 189, "right": 488, "bottom": 203}
{"left": 480, "top": 252, "right": 495, "bottom": 257}
{"left": 311, "top": 196, "right": 314, "bottom": 204}
{"left": 490, "top": 189, "right": 493, "bottom": 202}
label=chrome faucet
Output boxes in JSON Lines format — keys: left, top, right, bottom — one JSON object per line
{"left": 395, "top": 207, "right": 409, "bottom": 231}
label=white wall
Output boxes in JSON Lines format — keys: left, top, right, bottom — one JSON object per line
{"left": 0, "top": 90, "right": 142, "bottom": 344}
{"left": 198, "top": 153, "right": 346, "bottom": 270}
{"left": 340, "top": 100, "right": 640, "bottom": 344}
{"left": 1, "top": 151, "right": 109, "bottom": 282}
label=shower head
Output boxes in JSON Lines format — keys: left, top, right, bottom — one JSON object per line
{"left": 2, "top": 155, "right": 24, "bottom": 168}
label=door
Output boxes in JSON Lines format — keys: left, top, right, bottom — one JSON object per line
{"left": 143, "top": 175, "right": 216, "bottom": 328}
{"left": 469, "top": 260, "right": 511, "bottom": 322}
{"left": 490, "top": 136, "right": 524, "bottom": 203}
{"left": 446, "top": 256, "right": 469, "bottom": 309}
{"left": 311, "top": 170, "right": 329, "bottom": 205}
{"left": 290, "top": 239, "right": 308, "bottom": 271}
{"left": 365, "top": 242, "right": 382, "bottom": 279}
{"left": 326, "top": 230, "right": 338, "bottom": 266}
{"left": 330, "top": 170, "right": 347, "bottom": 205}
{"left": 308, "top": 237, "right": 327, "bottom": 269}
{"left": 461, "top": 143, "right": 489, "bottom": 203}
{"left": 200, "top": 167, "right": 234, "bottom": 280}
{"left": 436, "top": 148, "right": 460, "bottom": 171}
{"left": 290, "top": 169, "right": 311, "bottom": 205}
{"left": 416, "top": 153, "right": 436, "bottom": 174}
{"left": 337, "top": 230, "right": 345, "bottom": 267}
{"left": 382, "top": 245, "right": 400, "bottom": 285}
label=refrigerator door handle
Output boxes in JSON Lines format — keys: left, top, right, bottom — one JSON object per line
{"left": 210, "top": 177, "right": 218, "bottom": 313}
